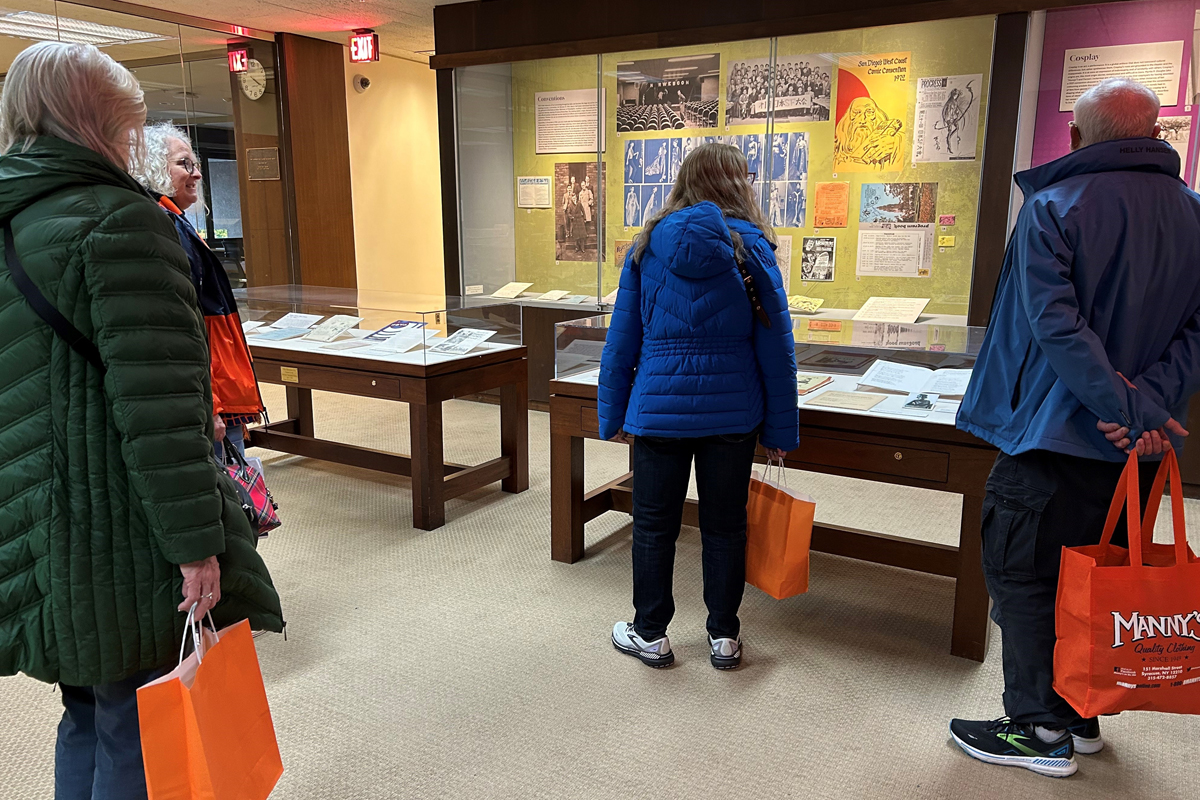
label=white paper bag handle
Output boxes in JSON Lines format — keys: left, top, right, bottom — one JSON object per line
{"left": 178, "top": 603, "right": 218, "bottom": 666}
{"left": 756, "top": 454, "right": 789, "bottom": 488}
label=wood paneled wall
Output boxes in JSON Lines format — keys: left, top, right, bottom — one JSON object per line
{"left": 278, "top": 33, "right": 357, "bottom": 289}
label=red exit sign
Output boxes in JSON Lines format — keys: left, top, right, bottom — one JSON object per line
{"left": 228, "top": 48, "right": 249, "bottom": 73}
{"left": 349, "top": 31, "right": 379, "bottom": 63}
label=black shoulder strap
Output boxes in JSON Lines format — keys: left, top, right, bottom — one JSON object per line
{"left": 724, "top": 223, "right": 772, "bottom": 329}
{"left": 4, "top": 224, "right": 107, "bottom": 376}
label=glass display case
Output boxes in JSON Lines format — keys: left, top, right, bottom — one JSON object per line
{"left": 236, "top": 285, "right": 523, "bottom": 368}
{"left": 454, "top": 15, "right": 1001, "bottom": 322}
{"left": 555, "top": 315, "right": 985, "bottom": 426}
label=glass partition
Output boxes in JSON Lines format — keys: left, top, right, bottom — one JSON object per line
{"left": 556, "top": 314, "right": 984, "bottom": 425}
{"left": 237, "top": 285, "right": 524, "bottom": 368}
{"left": 456, "top": 16, "right": 1000, "bottom": 323}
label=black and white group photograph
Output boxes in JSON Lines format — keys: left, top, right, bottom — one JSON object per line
{"left": 726, "top": 55, "right": 832, "bottom": 125}
{"left": 615, "top": 54, "right": 721, "bottom": 131}
{"left": 555, "top": 161, "right": 604, "bottom": 262}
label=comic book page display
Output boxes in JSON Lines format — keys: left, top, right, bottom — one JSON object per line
{"left": 913, "top": 75, "right": 982, "bottom": 163}
{"left": 833, "top": 52, "right": 910, "bottom": 172}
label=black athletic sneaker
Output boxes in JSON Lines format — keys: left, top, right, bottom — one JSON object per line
{"left": 949, "top": 717, "right": 1077, "bottom": 778}
{"left": 1067, "top": 718, "right": 1104, "bottom": 754}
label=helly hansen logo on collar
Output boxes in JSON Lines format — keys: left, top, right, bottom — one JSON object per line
{"left": 1112, "top": 610, "right": 1200, "bottom": 648}
{"left": 1118, "top": 145, "right": 1174, "bottom": 155}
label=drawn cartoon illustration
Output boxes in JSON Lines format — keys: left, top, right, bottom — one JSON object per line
{"left": 624, "top": 184, "right": 642, "bottom": 227}
{"left": 934, "top": 79, "right": 975, "bottom": 155}
{"left": 788, "top": 133, "right": 809, "bottom": 182}
{"left": 834, "top": 96, "right": 903, "bottom": 169}
{"left": 645, "top": 140, "right": 669, "bottom": 182}
{"left": 624, "top": 140, "right": 643, "bottom": 184}
{"left": 642, "top": 185, "right": 661, "bottom": 222}
{"left": 769, "top": 181, "right": 786, "bottom": 227}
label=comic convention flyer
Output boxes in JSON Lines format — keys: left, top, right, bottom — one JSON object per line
{"left": 833, "top": 52, "right": 910, "bottom": 172}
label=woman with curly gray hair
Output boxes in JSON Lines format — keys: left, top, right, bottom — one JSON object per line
{"left": 134, "top": 123, "right": 264, "bottom": 461}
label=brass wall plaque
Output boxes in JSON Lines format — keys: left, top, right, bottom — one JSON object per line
{"left": 246, "top": 147, "right": 281, "bottom": 181}
{"left": 280, "top": 366, "right": 299, "bottom": 383}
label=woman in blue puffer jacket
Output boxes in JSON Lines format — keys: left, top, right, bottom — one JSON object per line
{"left": 600, "top": 143, "right": 799, "bottom": 670}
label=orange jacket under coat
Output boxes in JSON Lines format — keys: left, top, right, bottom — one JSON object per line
{"left": 158, "top": 196, "right": 263, "bottom": 418}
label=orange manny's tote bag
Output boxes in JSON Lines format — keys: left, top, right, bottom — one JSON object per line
{"left": 745, "top": 458, "right": 816, "bottom": 599}
{"left": 138, "top": 608, "right": 284, "bottom": 800}
{"left": 1054, "top": 449, "right": 1200, "bottom": 717}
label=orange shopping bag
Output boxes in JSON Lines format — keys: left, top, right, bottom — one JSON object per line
{"left": 745, "top": 457, "right": 815, "bottom": 599}
{"left": 138, "top": 607, "right": 284, "bottom": 800}
{"left": 1054, "top": 449, "right": 1200, "bottom": 718}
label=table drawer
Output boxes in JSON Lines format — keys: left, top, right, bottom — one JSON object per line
{"left": 581, "top": 406, "right": 600, "bottom": 434}
{"left": 793, "top": 434, "right": 950, "bottom": 483}
{"left": 255, "top": 361, "right": 400, "bottom": 399}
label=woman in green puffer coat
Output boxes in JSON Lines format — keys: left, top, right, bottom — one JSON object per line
{"left": 0, "top": 42, "right": 283, "bottom": 797}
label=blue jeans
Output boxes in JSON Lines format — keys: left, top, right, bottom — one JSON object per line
{"left": 55, "top": 668, "right": 165, "bottom": 800}
{"left": 631, "top": 431, "right": 760, "bottom": 641}
{"left": 214, "top": 422, "right": 246, "bottom": 463}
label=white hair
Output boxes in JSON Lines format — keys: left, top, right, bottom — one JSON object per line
{"left": 0, "top": 41, "right": 146, "bottom": 171}
{"left": 1072, "top": 78, "right": 1160, "bottom": 146}
{"left": 132, "top": 123, "right": 193, "bottom": 196}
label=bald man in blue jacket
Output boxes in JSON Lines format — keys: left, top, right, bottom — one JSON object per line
{"left": 950, "top": 78, "right": 1200, "bottom": 778}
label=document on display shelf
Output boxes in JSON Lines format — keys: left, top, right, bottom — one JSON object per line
{"left": 561, "top": 295, "right": 591, "bottom": 304}
{"left": 803, "top": 390, "right": 886, "bottom": 411}
{"left": 491, "top": 282, "right": 534, "bottom": 299}
{"left": 536, "top": 290, "right": 571, "bottom": 302}
{"left": 362, "top": 329, "right": 427, "bottom": 355}
{"left": 428, "top": 328, "right": 497, "bottom": 355}
{"left": 857, "top": 359, "right": 972, "bottom": 398}
{"left": 321, "top": 340, "right": 373, "bottom": 351}
{"left": 304, "top": 315, "right": 364, "bottom": 343}
{"left": 796, "top": 373, "right": 833, "bottom": 396}
{"left": 851, "top": 296, "right": 930, "bottom": 324}
{"left": 269, "top": 312, "right": 324, "bottom": 329}
{"left": 365, "top": 320, "right": 426, "bottom": 342}
{"left": 241, "top": 320, "right": 266, "bottom": 333}
{"left": 252, "top": 327, "right": 309, "bottom": 341}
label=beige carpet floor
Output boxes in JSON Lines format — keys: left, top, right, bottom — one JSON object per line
{"left": 2, "top": 386, "right": 1198, "bottom": 799}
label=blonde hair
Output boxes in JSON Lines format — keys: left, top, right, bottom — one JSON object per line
{"left": 0, "top": 41, "right": 146, "bottom": 171}
{"left": 633, "top": 143, "right": 775, "bottom": 265}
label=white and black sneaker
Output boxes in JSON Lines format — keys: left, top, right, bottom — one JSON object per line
{"left": 1067, "top": 718, "right": 1104, "bottom": 754}
{"left": 709, "top": 635, "right": 742, "bottom": 670}
{"left": 611, "top": 622, "right": 674, "bottom": 668}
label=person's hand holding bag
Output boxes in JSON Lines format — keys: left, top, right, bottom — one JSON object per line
{"left": 179, "top": 556, "right": 221, "bottom": 615}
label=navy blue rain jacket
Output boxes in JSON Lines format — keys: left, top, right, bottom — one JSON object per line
{"left": 598, "top": 201, "right": 799, "bottom": 451}
{"left": 957, "top": 137, "right": 1200, "bottom": 461}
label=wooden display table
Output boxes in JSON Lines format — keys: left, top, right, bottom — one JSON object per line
{"left": 248, "top": 343, "right": 529, "bottom": 531}
{"left": 549, "top": 377, "right": 997, "bottom": 662}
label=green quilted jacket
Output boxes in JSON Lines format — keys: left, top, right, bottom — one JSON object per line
{"left": 0, "top": 137, "right": 283, "bottom": 687}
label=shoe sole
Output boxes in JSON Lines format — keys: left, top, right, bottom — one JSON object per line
{"left": 710, "top": 654, "right": 741, "bottom": 670}
{"left": 1072, "top": 736, "right": 1104, "bottom": 755}
{"left": 950, "top": 730, "right": 1077, "bottom": 778}
{"left": 612, "top": 636, "right": 674, "bottom": 668}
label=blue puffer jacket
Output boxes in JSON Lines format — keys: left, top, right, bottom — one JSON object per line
{"left": 958, "top": 137, "right": 1200, "bottom": 461}
{"left": 598, "top": 201, "right": 799, "bottom": 451}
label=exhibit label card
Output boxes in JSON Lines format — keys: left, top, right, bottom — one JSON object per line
{"left": 535, "top": 89, "right": 606, "bottom": 154}
{"left": 492, "top": 282, "right": 534, "bottom": 299}
{"left": 270, "top": 312, "right": 323, "bottom": 329}
{"left": 1059, "top": 41, "right": 1183, "bottom": 111}
{"left": 253, "top": 327, "right": 309, "bottom": 341}
{"left": 813, "top": 181, "right": 849, "bottom": 227}
{"left": 429, "top": 329, "right": 497, "bottom": 355}
{"left": 913, "top": 75, "right": 982, "bottom": 163}
{"left": 304, "top": 315, "right": 364, "bottom": 343}
{"left": 517, "top": 176, "right": 553, "bottom": 208}
{"left": 561, "top": 295, "right": 590, "bottom": 304}
{"left": 856, "top": 223, "right": 933, "bottom": 278}
{"left": 536, "top": 289, "right": 571, "bottom": 302}
{"left": 804, "top": 390, "right": 886, "bottom": 411}
{"left": 242, "top": 320, "right": 266, "bottom": 333}
{"left": 852, "top": 297, "right": 930, "bottom": 324}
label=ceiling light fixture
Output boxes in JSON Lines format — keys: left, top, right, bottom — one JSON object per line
{"left": 0, "top": 11, "right": 171, "bottom": 47}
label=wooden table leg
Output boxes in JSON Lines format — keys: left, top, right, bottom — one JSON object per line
{"left": 500, "top": 379, "right": 529, "bottom": 494}
{"left": 551, "top": 430, "right": 585, "bottom": 563}
{"left": 410, "top": 400, "right": 445, "bottom": 531}
{"left": 951, "top": 493, "right": 991, "bottom": 662}
{"left": 285, "top": 387, "right": 315, "bottom": 437}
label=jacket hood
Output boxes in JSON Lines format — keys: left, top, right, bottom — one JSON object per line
{"left": 1015, "top": 136, "right": 1181, "bottom": 196}
{"left": 0, "top": 135, "right": 144, "bottom": 223}
{"left": 647, "top": 201, "right": 742, "bottom": 279}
